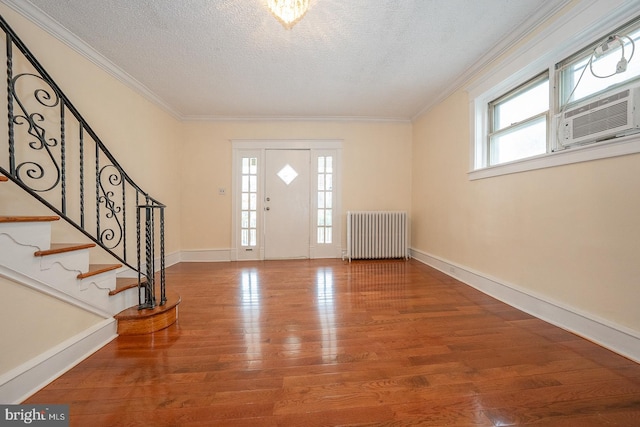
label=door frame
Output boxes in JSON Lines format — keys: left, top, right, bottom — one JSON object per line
{"left": 231, "top": 139, "right": 343, "bottom": 261}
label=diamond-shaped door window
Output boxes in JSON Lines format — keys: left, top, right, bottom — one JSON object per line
{"left": 277, "top": 164, "right": 298, "bottom": 185}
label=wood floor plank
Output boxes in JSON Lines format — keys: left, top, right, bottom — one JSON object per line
{"left": 23, "top": 259, "right": 640, "bottom": 426}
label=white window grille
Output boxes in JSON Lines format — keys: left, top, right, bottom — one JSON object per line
{"left": 487, "top": 72, "right": 549, "bottom": 166}
{"left": 470, "top": 8, "right": 640, "bottom": 179}
{"left": 240, "top": 157, "right": 258, "bottom": 247}
{"left": 317, "top": 156, "right": 333, "bottom": 244}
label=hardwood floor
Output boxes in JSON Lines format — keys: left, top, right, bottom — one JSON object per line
{"left": 25, "top": 259, "right": 640, "bottom": 426}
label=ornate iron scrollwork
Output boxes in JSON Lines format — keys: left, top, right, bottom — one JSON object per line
{"left": 2, "top": 16, "right": 166, "bottom": 311}
{"left": 98, "top": 164, "right": 124, "bottom": 250}
{"left": 10, "top": 73, "right": 61, "bottom": 192}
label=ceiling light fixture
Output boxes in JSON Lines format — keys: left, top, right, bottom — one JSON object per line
{"left": 266, "top": 0, "right": 310, "bottom": 29}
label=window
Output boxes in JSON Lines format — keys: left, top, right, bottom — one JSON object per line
{"left": 557, "top": 21, "right": 640, "bottom": 109}
{"left": 232, "top": 140, "right": 342, "bottom": 260}
{"left": 470, "top": 6, "right": 640, "bottom": 179}
{"left": 317, "top": 156, "right": 333, "bottom": 244}
{"left": 240, "top": 157, "right": 258, "bottom": 247}
{"left": 488, "top": 72, "right": 549, "bottom": 166}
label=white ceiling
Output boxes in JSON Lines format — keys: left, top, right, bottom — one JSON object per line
{"left": 8, "top": 0, "right": 568, "bottom": 121}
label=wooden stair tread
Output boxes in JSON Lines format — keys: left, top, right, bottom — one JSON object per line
{"left": 110, "top": 277, "right": 145, "bottom": 295}
{"left": 115, "top": 290, "right": 181, "bottom": 335}
{"left": 0, "top": 215, "right": 60, "bottom": 223}
{"left": 77, "top": 263, "right": 122, "bottom": 279}
{"left": 0, "top": 176, "right": 8, "bottom": 182}
{"left": 116, "top": 290, "right": 181, "bottom": 320}
{"left": 34, "top": 243, "right": 96, "bottom": 257}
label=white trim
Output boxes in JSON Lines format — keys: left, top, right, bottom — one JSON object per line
{"left": 466, "top": 1, "right": 640, "bottom": 98}
{"left": 231, "top": 139, "right": 343, "bottom": 150}
{"left": 231, "top": 140, "right": 343, "bottom": 261}
{"left": 6, "top": 0, "right": 572, "bottom": 125}
{"left": 180, "top": 249, "right": 232, "bottom": 263}
{"left": 1, "top": 0, "right": 414, "bottom": 124}
{"left": 174, "top": 249, "right": 346, "bottom": 262}
{"left": 410, "top": 248, "right": 640, "bottom": 363}
{"left": 467, "top": 0, "right": 640, "bottom": 177}
{"left": 310, "top": 150, "right": 343, "bottom": 259}
{"left": 111, "top": 251, "right": 181, "bottom": 279}
{"left": 0, "top": 318, "right": 117, "bottom": 403}
{"left": 231, "top": 149, "right": 263, "bottom": 261}
{"left": 184, "top": 115, "right": 411, "bottom": 123}
{"left": 412, "top": 0, "right": 571, "bottom": 121}
{"left": 469, "top": 133, "right": 640, "bottom": 180}
{"left": 165, "top": 251, "right": 181, "bottom": 268}
{"left": 1, "top": 0, "right": 182, "bottom": 120}
{"left": 0, "top": 265, "right": 113, "bottom": 319}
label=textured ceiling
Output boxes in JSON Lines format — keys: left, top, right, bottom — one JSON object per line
{"left": 9, "top": 0, "right": 567, "bottom": 120}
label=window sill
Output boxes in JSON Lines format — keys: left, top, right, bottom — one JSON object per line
{"left": 468, "top": 134, "right": 640, "bottom": 180}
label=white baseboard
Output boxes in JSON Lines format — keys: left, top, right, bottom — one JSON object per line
{"left": 177, "top": 249, "right": 346, "bottom": 263}
{"left": 0, "top": 265, "right": 113, "bottom": 319}
{"left": 116, "top": 251, "right": 182, "bottom": 278}
{"left": 0, "top": 318, "right": 117, "bottom": 403}
{"left": 180, "top": 249, "right": 231, "bottom": 262}
{"left": 410, "top": 248, "right": 640, "bottom": 363}
{"left": 165, "top": 251, "right": 181, "bottom": 267}
{"left": 117, "top": 249, "right": 234, "bottom": 267}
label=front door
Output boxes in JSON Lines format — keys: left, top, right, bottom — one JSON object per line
{"left": 264, "top": 149, "right": 310, "bottom": 259}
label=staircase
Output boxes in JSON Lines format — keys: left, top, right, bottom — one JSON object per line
{"left": 0, "top": 14, "right": 180, "bottom": 403}
{"left": 0, "top": 175, "right": 179, "bottom": 331}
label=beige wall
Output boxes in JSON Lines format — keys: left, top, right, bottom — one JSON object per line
{"left": 0, "top": 0, "right": 637, "bottom": 371}
{"left": 0, "top": 276, "right": 104, "bottom": 373}
{"left": 2, "top": 3, "right": 413, "bottom": 257}
{"left": 8, "top": 0, "right": 637, "bottom": 340}
{"left": 180, "top": 120, "right": 412, "bottom": 250}
{"left": 0, "top": 4, "right": 183, "bottom": 257}
{"left": 412, "top": 87, "right": 640, "bottom": 332}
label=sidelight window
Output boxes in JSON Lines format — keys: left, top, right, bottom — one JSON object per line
{"left": 240, "top": 157, "right": 258, "bottom": 247}
{"left": 317, "top": 156, "right": 333, "bottom": 244}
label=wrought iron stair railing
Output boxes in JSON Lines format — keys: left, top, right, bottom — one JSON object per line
{"left": 0, "top": 15, "right": 165, "bottom": 310}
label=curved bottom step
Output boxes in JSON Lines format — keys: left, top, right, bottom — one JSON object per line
{"left": 115, "top": 290, "right": 181, "bottom": 335}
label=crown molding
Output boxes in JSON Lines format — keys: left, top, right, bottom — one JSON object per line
{"left": 181, "top": 114, "right": 412, "bottom": 123}
{"left": 411, "top": 0, "right": 572, "bottom": 121}
{"left": 4, "top": 0, "right": 574, "bottom": 125}
{"left": 465, "top": 0, "right": 640, "bottom": 99}
{"left": 1, "top": 0, "right": 413, "bottom": 125}
{"left": 1, "top": 0, "right": 183, "bottom": 120}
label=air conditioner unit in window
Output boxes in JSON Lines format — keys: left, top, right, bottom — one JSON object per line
{"left": 557, "top": 85, "right": 640, "bottom": 147}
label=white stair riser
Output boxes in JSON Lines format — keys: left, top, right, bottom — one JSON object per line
{"left": 0, "top": 222, "right": 52, "bottom": 250}
{"left": 109, "top": 287, "right": 141, "bottom": 314}
{"left": 0, "top": 234, "right": 91, "bottom": 289}
{"left": 79, "top": 270, "right": 117, "bottom": 293}
{"left": 0, "top": 233, "right": 50, "bottom": 274}
{"left": 0, "top": 224, "right": 133, "bottom": 316}
{"left": 39, "top": 250, "right": 91, "bottom": 275}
